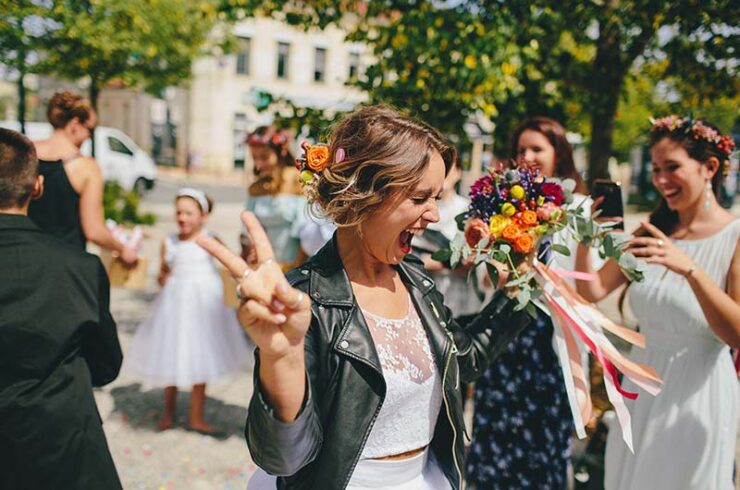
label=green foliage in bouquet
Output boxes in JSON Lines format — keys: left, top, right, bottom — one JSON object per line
{"left": 434, "top": 166, "right": 644, "bottom": 316}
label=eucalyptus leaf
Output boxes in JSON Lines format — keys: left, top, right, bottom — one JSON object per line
{"left": 561, "top": 178, "right": 576, "bottom": 192}
{"left": 450, "top": 248, "right": 461, "bottom": 267}
{"left": 455, "top": 212, "right": 467, "bottom": 232}
{"left": 431, "top": 248, "right": 452, "bottom": 263}
{"left": 477, "top": 236, "right": 490, "bottom": 250}
{"left": 551, "top": 243, "right": 571, "bottom": 256}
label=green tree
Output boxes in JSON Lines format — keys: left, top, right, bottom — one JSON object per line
{"left": 42, "top": 0, "right": 221, "bottom": 110}
{"left": 220, "top": 0, "right": 738, "bottom": 183}
{"left": 0, "top": 0, "right": 47, "bottom": 132}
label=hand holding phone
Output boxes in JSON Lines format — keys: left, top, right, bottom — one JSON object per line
{"left": 591, "top": 179, "right": 624, "bottom": 230}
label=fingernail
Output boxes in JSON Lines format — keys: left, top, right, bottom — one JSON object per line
{"left": 272, "top": 299, "right": 285, "bottom": 311}
{"left": 274, "top": 313, "right": 287, "bottom": 324}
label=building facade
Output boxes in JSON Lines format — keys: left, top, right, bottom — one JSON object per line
{"left": 182, "top": 17, "right": 369, "bottom": 174}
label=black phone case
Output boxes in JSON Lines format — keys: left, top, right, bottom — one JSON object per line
{"left": 593, "top": 181, "right": 624, "bottom": 229}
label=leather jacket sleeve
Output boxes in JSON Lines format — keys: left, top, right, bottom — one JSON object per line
{"left": 245, "top": 322, "right": 324, "bottom": 477}
{"left": 436, "top": 287, "right": 532, "bottom": 383}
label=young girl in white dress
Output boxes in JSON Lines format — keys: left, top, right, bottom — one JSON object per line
{"left": 575, "top": 116, "right": 739, "bottom": 490}
{"left": 125, "top": 188, "right": 249, "bottom": 433}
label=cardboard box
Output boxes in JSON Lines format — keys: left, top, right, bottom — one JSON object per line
{"left": 100, "top": 251, "right": 149, "bottom": 290}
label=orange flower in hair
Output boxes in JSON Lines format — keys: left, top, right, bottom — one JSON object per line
{"left": 306, "top": 144, "right": 330, "bottom": 172}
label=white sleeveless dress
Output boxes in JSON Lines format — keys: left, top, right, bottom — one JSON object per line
{"left": 125, "top": 233, "right": 250, "bottom": 387}
{"left": 604, "top": 219, "right": 740, "bottom": 490}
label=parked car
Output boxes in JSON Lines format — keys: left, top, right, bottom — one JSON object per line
{"left": 0, "top": 121, "right": 157, "bottom": 194}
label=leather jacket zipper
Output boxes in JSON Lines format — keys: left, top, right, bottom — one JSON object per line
{"left": 442, "top": 328, "right": 464, "bottom": 489}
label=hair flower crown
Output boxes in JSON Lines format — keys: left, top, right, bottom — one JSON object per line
{"left": 295, "top": 141, "right": 346, "bottom": 187}
{"left": 649, "top": 115, "right": 736, "bottom": 158}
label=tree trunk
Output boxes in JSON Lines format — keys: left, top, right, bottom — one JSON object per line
{"left": 587, "top": 19, "right": 626, "bottom": 188}
{"left": 588, "top": 83, "right": 621, "bottom": 185}
{"left": 89, "top": 81, "right": 99, "bottom": 156}
{"left": 17, "top": 49, "right": 26, "bottom": 135}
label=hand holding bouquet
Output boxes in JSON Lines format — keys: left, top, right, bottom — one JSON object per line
{"left": 435, "top": 163, "right": 659, "bottom": 452}
{"left": 434, "top": 164, "right": 643, "bottom": 315}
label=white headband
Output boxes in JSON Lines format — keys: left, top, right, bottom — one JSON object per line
{"left": 177, "top": 187, "right": 210, "bottom": 213}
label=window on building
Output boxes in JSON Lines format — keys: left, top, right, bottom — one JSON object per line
{"left": 236, "top": 37, "right": 251, "bottom": 75}
{"left": 348, "top": 51, "right": 361, "bottom": 80}
{"left": 108, "top": 136, "right": 133, "bottom": 156}
{"left": 314, "top": 47, "right": 327, "bottom": 83}
{"left": 277, "top": 42, "right": 290, "bottom": 79}
{"left": 233, "top": 112, "right": 247, "bottom": 168}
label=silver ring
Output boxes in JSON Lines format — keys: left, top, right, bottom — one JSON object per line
{"left": 236, "top": 284, "right": 246, "bottom": 302}
{"left": 656, "top": 239, "right": 664, "bottom": 248}
{"left": 288, "top": 291, "right": 304, "bottom": 309}
{"left": 259, "top": 258, "right": 276, "bottom": 267}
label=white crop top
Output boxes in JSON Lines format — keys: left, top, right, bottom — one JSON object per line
{"left": 359, "top": 297, "right": 444, "bottom": 459}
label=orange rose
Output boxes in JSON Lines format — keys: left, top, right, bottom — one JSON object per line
{"left": 306, "top": 145, "right": 330, "bottom": 172}
{"left": 502, "top": 223, "right": 522, "bottom": 242}
{"left": 516, "top": 210, "right": 538, "bottom": 228}
{"left": 514, "top": 233, "right": 534, "bottom": 254}
{"left": 464, "top": 218, "right": 491, "bottom": 247}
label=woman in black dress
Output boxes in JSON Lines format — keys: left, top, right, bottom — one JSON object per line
{"left": 28, "top": 91, "right": 137, "bottom": 264}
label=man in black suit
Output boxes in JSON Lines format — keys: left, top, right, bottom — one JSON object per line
{"left": 0, "top": 128, "right": 123, "bottom": 489}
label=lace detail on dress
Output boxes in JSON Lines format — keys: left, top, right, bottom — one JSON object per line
{"left": 359, "top": 297, "right": 444, "bottom": 459}
{"left": 364, "top": 299, "right": 436, "bottom": 384}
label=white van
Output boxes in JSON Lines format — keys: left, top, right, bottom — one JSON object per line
{"left": 0, "top": 121, "right": 157, "bottom": 194}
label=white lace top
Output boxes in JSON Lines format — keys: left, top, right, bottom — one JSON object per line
{"left": 359, "top": 297, "right": 444, "bottom": 459}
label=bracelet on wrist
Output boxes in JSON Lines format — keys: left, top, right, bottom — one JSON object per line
{"left": 684, "top": 264, "right": 696, "bottom": 278}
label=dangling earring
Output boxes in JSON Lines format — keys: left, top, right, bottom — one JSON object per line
{"left": 704, "top": 181, "right": 712, "bottom": 209}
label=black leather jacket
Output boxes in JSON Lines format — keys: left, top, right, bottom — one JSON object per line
{"left": 245, "top": 236, "right": 531, "bottom": 490}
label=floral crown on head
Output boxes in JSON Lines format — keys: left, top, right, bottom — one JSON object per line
{"left": 650, "top": 115, "right": 736, "bottom": 159}
{"left": 295, "top": 140, "right": 346, "bottom": 188}
{"left": 246, "top": 127, "right": 292, "bottom": 155}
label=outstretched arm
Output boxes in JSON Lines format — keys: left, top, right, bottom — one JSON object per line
{"left": 77, "top": 158, "right": 138, "bottom": 265}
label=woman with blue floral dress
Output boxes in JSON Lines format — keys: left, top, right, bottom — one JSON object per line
{"left": 466, "top": 117, "right": 596, "bottom": 489}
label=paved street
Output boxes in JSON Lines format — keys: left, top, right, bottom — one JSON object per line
{"left": 94, "top": 172, "right": 740, "bottom": 489}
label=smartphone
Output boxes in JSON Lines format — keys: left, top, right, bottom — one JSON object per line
{"left": 592, "top": 179, "right": 624, "bottom": 230}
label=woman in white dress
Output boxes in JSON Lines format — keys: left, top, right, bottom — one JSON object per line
{"left": 574, "top": 116, "right": 739, "bottom": 489}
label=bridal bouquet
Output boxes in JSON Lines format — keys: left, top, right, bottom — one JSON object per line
{"left": 434, "top": 164, "right": 660, "bottom": 452}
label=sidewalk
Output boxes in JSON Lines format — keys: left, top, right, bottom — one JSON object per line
{"left": 156, "top": 165, "right": 248, "bottom": 189}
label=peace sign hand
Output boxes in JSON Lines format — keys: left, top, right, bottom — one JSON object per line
{"left": 626, "top": 221, "right": 695, "bottom": 276}
{"left": 196, "top": 212, "right": 312, "bottom": 359}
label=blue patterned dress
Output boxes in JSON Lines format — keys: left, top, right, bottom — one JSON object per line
{"left": 466, "top": 311, "right": 573, "bottom": 489}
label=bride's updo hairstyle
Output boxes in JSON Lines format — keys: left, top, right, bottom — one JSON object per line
{"left": 47, "top": 91, "right": 95, "bottom": 129}
{"left": 313, "top": 105, "right": 456, "bottom": 227}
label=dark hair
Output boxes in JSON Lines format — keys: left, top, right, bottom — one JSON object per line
{"left": 246, "top": 126, "right": 294, "bottom": 167}
{"left": 0, "top": 128, "right": 38, "bottom": 208}
{"left": 647, "top": 119, "right": 728, "bottom": 236}
{"left": 314, "top": 105, "right": 457, "bottom": 227}
{"left": 47, "top": 91, "right": 95, "bottom": 129}
{"left": 510, "top": 116, "right": 587, "bottom": 194}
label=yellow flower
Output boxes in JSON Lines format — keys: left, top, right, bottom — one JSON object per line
{"left": 501, "top": 202, "right": 516, "bottom": 216}
{"left": 488, "top": 215, "right": 511, "bottom": 238}
{"left": 510, "top": 185, "right": 525, "bottom": 200}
